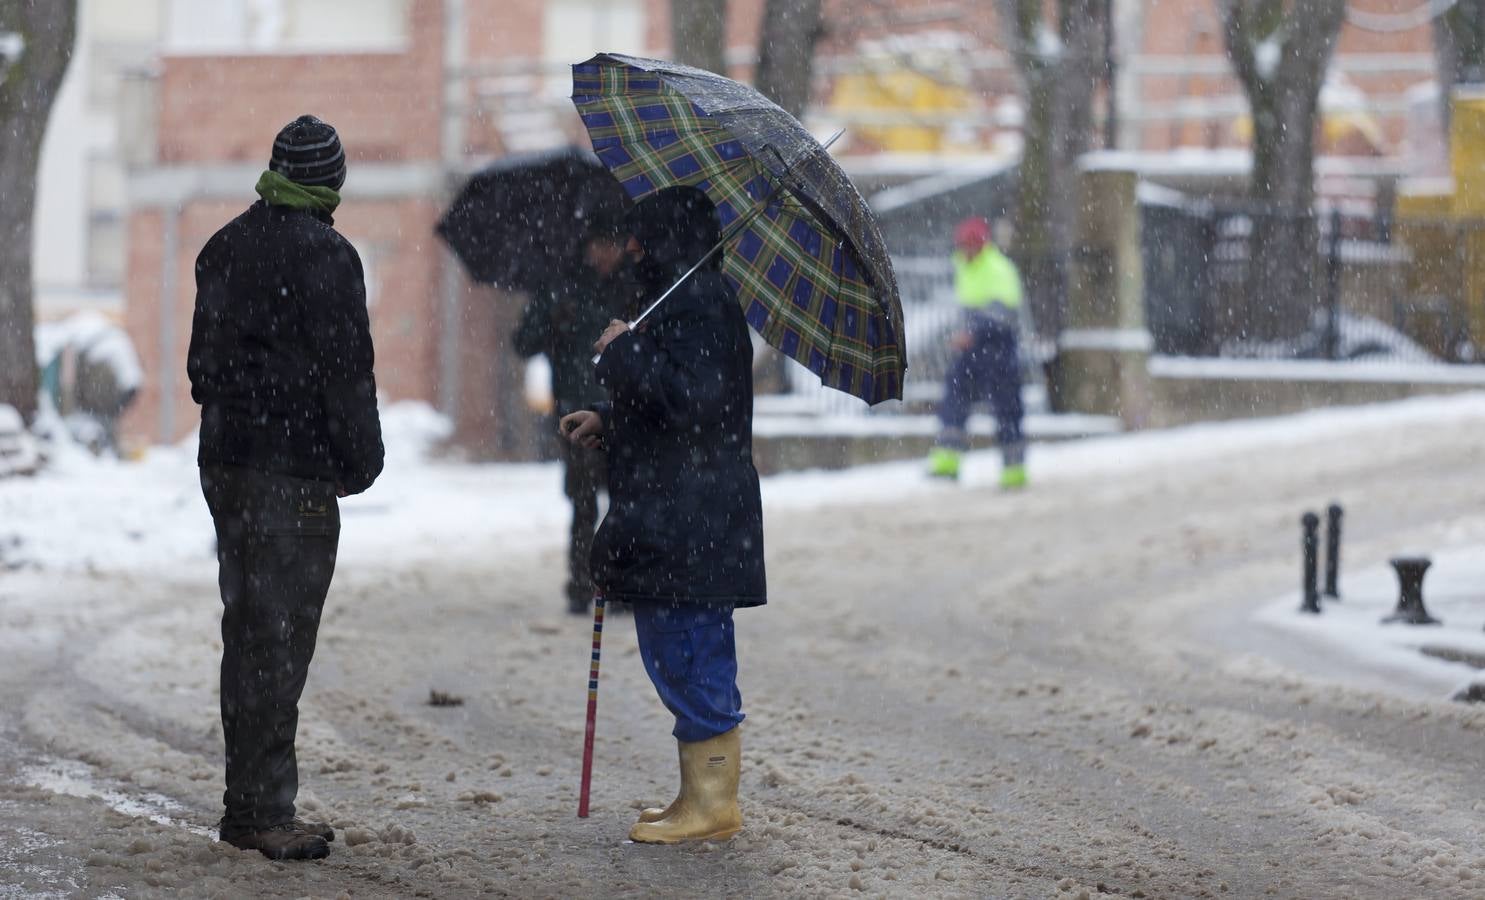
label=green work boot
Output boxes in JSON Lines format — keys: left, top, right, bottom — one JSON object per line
{"left": 927, "top": 447, "right": 961, "bottom": 480}
{"left": 999, "top": 463, "right": 1028, "bottom": 490}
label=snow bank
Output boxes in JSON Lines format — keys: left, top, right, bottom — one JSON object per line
{"left": 0, "top": 405, "right": 40, "bottom": 479}
{"left": 1255, "top": 547, "right": 1485, "bottom": 702}
{"left": 0, "top": 402, "right": 563, "bottom": 574}
{"left": 6, "top": 393, "right": 1485, "bottom": 576}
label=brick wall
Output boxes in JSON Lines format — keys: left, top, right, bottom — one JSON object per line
{"left": 1135, "top": 0, "right": 1434, "bottom": 153}
{"left": 121, "top": 194, "right": 451, "bottom": 449}
{"left": 120, "top": 0, "right": 1443, "bottom": 456}
{"left": 156, "top": 0, "right": 445, "bottom": 167}
{"left": 335, "top": 199, "right": 446, "bottom": 405}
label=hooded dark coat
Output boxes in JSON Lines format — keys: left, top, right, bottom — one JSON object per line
{"left": 188, "top": 201, "right": 383, "bottom": 494}
{"left": 591, "top": 187, "right": 766, "bottom": 607}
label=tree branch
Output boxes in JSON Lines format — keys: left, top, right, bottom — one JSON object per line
{"left": 1216, "top": 0, "right": 1266, "bottom": 104}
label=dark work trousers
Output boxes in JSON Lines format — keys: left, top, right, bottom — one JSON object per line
{"left": 937, "top": 316, "right": 1025, "bottom": 463}
{"left": 561, "top": 438, "right": 606, "bottom": 607}
{"left": 632, "top": 602, "right": 744, "bottom": 743}
{"left": 201, "top": 464, "right": 340, "bottom": 835}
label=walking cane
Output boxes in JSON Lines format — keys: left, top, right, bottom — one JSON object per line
{"left": 577, "top": 594, "right": 607, "bottom": 817}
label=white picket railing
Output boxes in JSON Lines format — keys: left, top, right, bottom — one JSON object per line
{"left": 777, "top": 255, "right": 964, "bottom": 415}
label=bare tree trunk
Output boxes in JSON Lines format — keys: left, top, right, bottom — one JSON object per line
{"left": 0, "top": 0, "right": 77, "bottom": 422}
{"left": 1434, "top": 0, "right": 1485, "bottom": 136}
{"left": 995, "top": 0, "right": 1105, "bottom": 340}
{"left": 754, "top": 0, "right": 824, "bottom": 119}
{"left": 745, "top": 0, "right": 826, "bottom": 395}
{"left": 671, "top": 0, "right": 728, "bottom": 74}
{"left": 1218, "top": 0, "right": 1345, "bottom": 341}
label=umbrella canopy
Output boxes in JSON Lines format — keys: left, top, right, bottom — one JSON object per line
{"left": 435, "top": 146, "right": 629, "bottom": 292}
{"left": 571, "top": 53, "right": 906, "bottom": 405}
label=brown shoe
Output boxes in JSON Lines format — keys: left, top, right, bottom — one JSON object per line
{"left": 221, "top": 823, "right": 331, "bottom": 860}
{"left": 292, "top": 817, "right": 335, "bottom": 842}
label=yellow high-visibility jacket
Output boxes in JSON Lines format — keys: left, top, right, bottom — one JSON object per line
{"left": 952, "top": 246, "right": 1023, "bottom": 311}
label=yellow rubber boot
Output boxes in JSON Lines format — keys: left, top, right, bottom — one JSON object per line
{"left": 636, "top": 742, "right": 684, "bottom": 823}
{"left": 628, "top": 728, "right": 742, "bottom": 844}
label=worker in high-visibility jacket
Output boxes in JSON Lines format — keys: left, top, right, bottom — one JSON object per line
{"left": 927, "top": 216, "right": 1027, "bottom": 487}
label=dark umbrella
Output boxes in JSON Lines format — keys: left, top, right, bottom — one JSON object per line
{"left": 571, "top": 52, "right": 907, "bottom": 406}
{"left": 435, "top": 146, "right": 630, "bottom": 292}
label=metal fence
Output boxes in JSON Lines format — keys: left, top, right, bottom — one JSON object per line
{"left": 774, "top": 200, "right": 1485, "bottom": 417}
{"left": 780, "top": 254, "right": 1056, "bottom": 415}
{"left": 780, "top": 255, "right": 962, "bottom": 413}
{"left": 1141, "top": 199, "right": 1473, "bottom": 363}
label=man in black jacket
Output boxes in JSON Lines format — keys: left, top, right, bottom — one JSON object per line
{"left": 561, "top": 186, "right": 764, "bottom": 845}
{"left": 187, "top": 115, "right": 383, "bottom": 861}
{"left": 513, "top": 215, "right": 631, "bottom": 614}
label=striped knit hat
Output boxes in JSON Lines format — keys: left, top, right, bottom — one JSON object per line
{"left": 269, "top": 115, "right": 347, "bottom": 190}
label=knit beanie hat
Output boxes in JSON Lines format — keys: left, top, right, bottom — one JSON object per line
{"left": 269, "top": 115, "right": 347, "bottom": 191}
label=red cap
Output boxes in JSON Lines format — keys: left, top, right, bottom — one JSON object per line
{"left": 954, "top": 216, "right": 991, "bottom": 254}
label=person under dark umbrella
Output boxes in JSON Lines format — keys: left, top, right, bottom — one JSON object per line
{"left": 188, "top": 115, "right": 383, "bottom": 861}
{"left": 513, "top": 211, "right": 633, "bottom": 615}
{"left": 560, "top": 186, "right": 765, "bottom": 844}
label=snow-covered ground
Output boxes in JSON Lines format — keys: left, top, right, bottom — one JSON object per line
{"left": 4, "top": 394, "right": 1485, "bottom": 898}
{"left": 9, "top": 394, "right": 1484, "bottom": 575}
{"left": 1256, "top": 549, "right": 1485, "bottom": 702}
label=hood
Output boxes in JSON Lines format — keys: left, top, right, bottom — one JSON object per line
{"left": 625, "top": 186, "right": 722, "bottom": 289}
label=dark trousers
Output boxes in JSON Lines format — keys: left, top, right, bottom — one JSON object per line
{"left": 562, "top": 438, "right": 605, "bottom": 605}
{"left": 632, "top": 602, "right": 744, "bottom": 743}
{"left": 201, "top": 464, "right": 340, "bottom": 834}
{"left": 937, "top": 318, "right": 1025, "bottom": 460}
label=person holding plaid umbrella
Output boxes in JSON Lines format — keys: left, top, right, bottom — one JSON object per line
{"left": 561, "top": 186, "right": 764, "bottom": 845}
{"left": 563, "top": 53, "right": 907, "bottom": 843}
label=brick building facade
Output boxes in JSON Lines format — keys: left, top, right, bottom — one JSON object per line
{"left": 118, "top": 0, "right": 1440, "bottom": 455}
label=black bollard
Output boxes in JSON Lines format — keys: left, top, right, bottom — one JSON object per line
{"left": 1382, "top": 557, "right": 1440, "bottom": 625}
{"left": 1323, "top": 503, "right": 1343, "bottom": 599}
{"left": 1300, "top": 512, "right": 1322, "bottom": 614}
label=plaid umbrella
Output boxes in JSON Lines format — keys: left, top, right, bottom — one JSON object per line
{"left": 571, "top": 53, "right": 906, "bottom": 405}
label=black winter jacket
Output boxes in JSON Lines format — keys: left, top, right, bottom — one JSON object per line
{"left": 188, "top": 201, "right": 383, "bottom": 494}
{"left": 591, "top": 267, "right": 766, "bottom": 608}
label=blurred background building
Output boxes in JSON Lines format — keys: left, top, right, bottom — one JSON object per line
{"left": 26, "top": 0, "right": 1464, "bottom": 458}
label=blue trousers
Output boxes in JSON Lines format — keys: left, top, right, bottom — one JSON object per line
{"left": 632, "top": 602, "right": 743, "bottom": 743}
{"left": 937, "top": 317, "right": 1024, "bottom": 455}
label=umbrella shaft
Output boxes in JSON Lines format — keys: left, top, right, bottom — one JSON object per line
{"left": 628, "top": 188, "right": 782, "bottom": 330}
{"left": 629, "top": 238, "right": 730, "bottom": 328}
{"left": 588, "top": 197, "right": 772, "bottom": 366}
{"left": 595, "top": 130, "right": 844, "bottom": 359}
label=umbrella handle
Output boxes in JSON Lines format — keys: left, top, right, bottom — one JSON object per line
{"left": 578, "top": 594, "right": 606, "bottom": 818}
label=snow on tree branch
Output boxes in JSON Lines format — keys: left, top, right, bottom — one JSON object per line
{"left": 0, "top": 31, "right": 23, "bottom": 81}
{"left": 1253, "top": 36, "right": 1281, "bottom": 82}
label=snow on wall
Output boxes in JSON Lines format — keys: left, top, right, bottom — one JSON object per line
{"left": 1149, "top": 357, "right": 1485, "bottom": 384}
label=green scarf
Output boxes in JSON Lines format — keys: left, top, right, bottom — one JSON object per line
{"left": 255, "top": 169, "right": 341, "bottom": 216}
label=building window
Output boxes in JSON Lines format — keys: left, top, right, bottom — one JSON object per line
{"left": 542, "top": 0, "right": 645, "bottom": 96}
{"left": 165, "top": 0, "right": 411, "bottom": 55}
